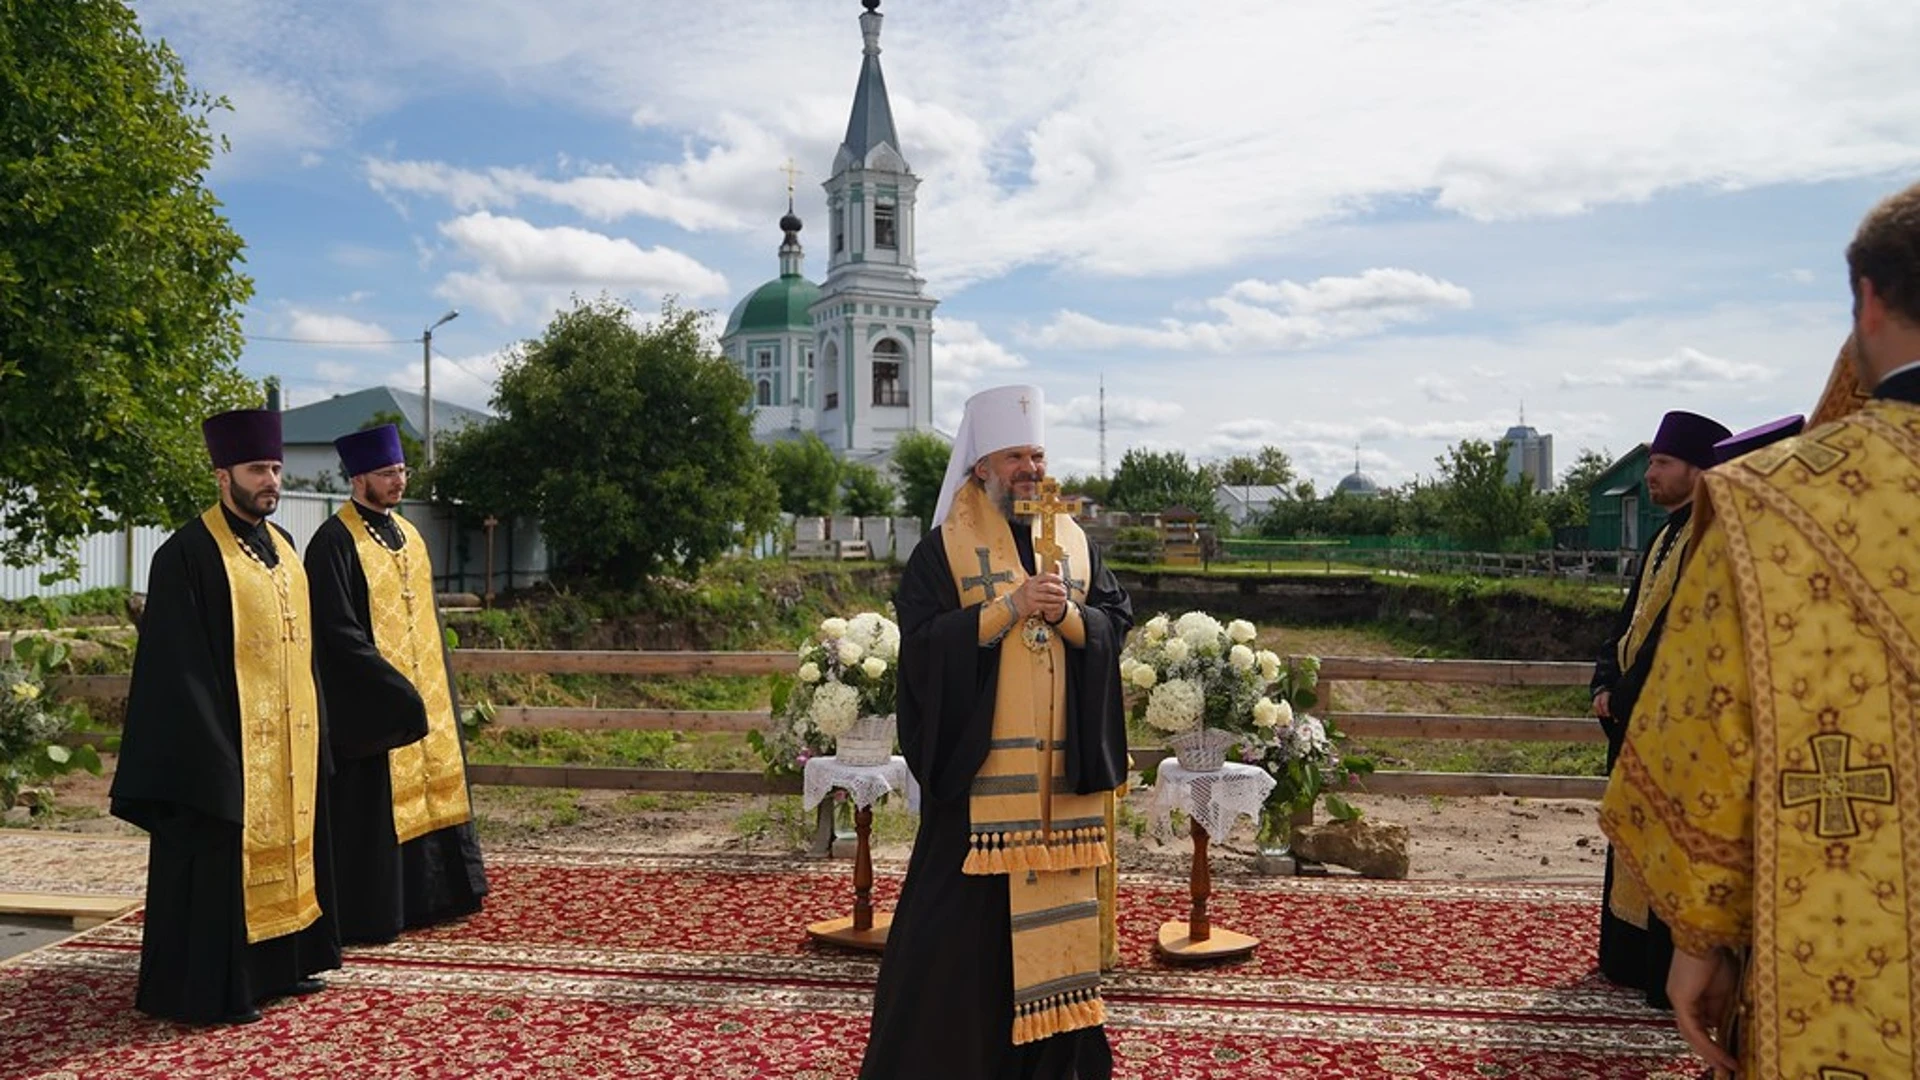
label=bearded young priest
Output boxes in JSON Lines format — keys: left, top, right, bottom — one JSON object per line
{"left": 303, "top": 424, "right": 488, "bottom": 945}
{"left": 858, "top": 385, "right": 1134, "bottom": 1080}
{"left": 109, "top": 409, "right": 341, "bottom": 1024}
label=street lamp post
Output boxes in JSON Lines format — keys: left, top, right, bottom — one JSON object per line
{"left": 422, "top": 309, "right": 459, "bottom": 468}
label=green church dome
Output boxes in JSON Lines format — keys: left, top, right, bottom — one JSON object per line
{"left": 725, "top": 273, "right": 821, "bottom": 337}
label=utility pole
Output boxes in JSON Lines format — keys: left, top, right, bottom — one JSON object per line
{"left": 422, "top": 309, "right": 459, "bottom": 467}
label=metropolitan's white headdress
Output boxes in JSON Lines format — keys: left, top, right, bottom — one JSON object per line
{"left": 931, "top": 385, "right": 1046, "bottom": 527}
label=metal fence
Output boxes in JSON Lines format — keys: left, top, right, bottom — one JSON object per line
{"left": 0, "top": 493, "right": 550, "bottom": 600}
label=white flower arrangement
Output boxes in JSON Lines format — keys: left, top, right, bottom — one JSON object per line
{"left": 753, "top": 611, "right": 902, "bottom": 775}
{"left": 1231, "top": 654, "right": 1374, "bottom": 819}
{"left": 1119, "top": 610, "right": 1284, "bottom": 740}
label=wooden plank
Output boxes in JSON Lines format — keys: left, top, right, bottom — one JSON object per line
{"left": 465, "top": 764, "right": 802, "bottom": 795}
{"left": 0, "top": 892, "right": 138, "bottom": 930}
{"left": 46, "top": 675, "right": 129, "bottom": 699}
{"left": 487, "top": 706, "right": 767, "bottom": 733}
{"left": 1329, "top": 712, "right": 1605, "bottom": 743}
{"left": 453, "top": 650, "right": 793, "bottom": 677}
{"left": 1314, "top": 657, "right": 1591, "bottom": 686}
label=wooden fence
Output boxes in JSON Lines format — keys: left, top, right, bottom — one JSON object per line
{"left": 48, "top": 651, "right": 1603, "bottom": 801}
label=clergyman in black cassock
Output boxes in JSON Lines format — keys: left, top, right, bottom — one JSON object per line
{"left": 109, "top": 409, "right": 340, "bottom": 1025}
{"left": 304, "top": 424, "right": 487, "bottom": 945}
{"left": 1588, "top": 409, "right": 1728, "bottom": 1010}
{"left": 860, "top": 385, "right": 1132, "bottom": 1080}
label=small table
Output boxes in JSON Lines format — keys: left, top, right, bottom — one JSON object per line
{"left": 801, "top": 754, "right": 917, "bottom": 952}
{"left": 1147, "top": 759, "right": 1275, "bottom": 963}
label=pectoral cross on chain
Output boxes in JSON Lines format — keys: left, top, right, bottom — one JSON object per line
{"left": 962, "top": 548, "right": 1015, "bottom": 600}
{"left": 1013, "top": 478, "right": 1083, "bottom": 575}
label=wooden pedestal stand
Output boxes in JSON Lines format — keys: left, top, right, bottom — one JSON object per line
{"left": 1154, "top": 818, "right": 1258, "bottom": 962}
{"left": 806, "top": 803, "right": 892, "bottom": 951}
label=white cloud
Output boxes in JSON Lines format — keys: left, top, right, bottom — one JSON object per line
{"left": 1049, "top": 395, "right": 1183, "bottom": 431}
{"left": 366, "top": 156, "right": 751, "bottom": 232}
{"left": 1029, "top": 269, "right": 1472, "bottom": 353}
{"left": 1779, "top": 268, "right": 1818, "bottom": 284}
{"left": 1560, "top": 346, "right": 1776, "bottom": 389}
{"left": 283, "top": 309, "right": 398, "bottom": 349}
{"left": 432, "top": 212, "right": 729, "bottom": 322}
{"left": 1417, "top": 375, "right": 1467, "bottom": 404}
{"left": 928, "top": 317, "right": 1030, "bottom": 432}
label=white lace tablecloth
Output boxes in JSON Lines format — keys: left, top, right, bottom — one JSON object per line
{"left": 803, "top": 755, "right": 921, "bottom": 813}
{"left": 1148, "top": 760, "right": 1275, "bottom": 841}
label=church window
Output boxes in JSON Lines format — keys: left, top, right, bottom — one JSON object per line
{"left": 871, "top": 339, "right": 907, "bottom": 407}
{"left": 823, "top": 343, "right": 841, "bottom": 411}
{"left": 833, "top": 206, "right": 845, "bottom": 253}
{"left": 755, "top": 348, "right": 774, "bottom": 370}
{"left": 756, "top": 379, "right": 772, "bottom": 406}
{"left": 874, "top": 198, "right": 897, "bottom": 249}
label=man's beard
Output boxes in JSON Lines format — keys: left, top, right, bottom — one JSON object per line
{"left": 230, "top": 477, "right": 279, "bottom": 518}
{"left": 362, "top": 484, "right": 403, "bottom": 511}
{"left": 982, "top": 472, "right": 1038, "bottom": 524}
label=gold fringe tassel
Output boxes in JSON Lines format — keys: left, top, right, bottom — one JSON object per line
{"left": 1011, "top": 988, "right": 1107, "bottom": 1045}
{"left": 963, "top": 827, "right": 1110, "bottom": 876}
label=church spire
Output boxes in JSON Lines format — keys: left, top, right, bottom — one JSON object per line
{"left": 778, "top": 159, "right": 805, "bottom": 278}
{"left": 836, "top": 0, "right": 904, "bottom": 172}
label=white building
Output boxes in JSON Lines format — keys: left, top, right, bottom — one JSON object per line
{"left": 720, "top": 0, "right": 936, "bottom": 467}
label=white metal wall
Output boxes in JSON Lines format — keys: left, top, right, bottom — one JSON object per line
{"left": 0, "top": 493, "right": 550, "bottom": 599}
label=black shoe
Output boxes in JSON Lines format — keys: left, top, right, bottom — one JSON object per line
{"left": 221, "top": 1008, "right": 263, "bottom": 1025}
{"left": 289, "top": 978, "right": 326, "bottom": 996}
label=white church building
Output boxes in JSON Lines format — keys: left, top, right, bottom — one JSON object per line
{"left": 720, "top": 0, "right": 938, "bottom": 465}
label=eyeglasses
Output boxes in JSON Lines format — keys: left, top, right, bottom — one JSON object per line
{"left": 370, "top": 467, "right": 411, "bottom": 480}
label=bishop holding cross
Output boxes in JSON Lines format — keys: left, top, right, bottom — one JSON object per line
{"left": 861, "top": 385, "right": 1134, "bottom": 1080}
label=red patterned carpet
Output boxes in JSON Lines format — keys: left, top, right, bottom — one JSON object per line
{"left": 0, "top": 850, "right": 1701, "bottom": 1078}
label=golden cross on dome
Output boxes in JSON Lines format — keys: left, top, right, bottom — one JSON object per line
{"left": 781, "top": 157, "right": 803, "bottom": 199}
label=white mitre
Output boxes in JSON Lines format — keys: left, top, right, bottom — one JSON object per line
{"left": 931, "top": 384, "right": 1046, "bottom": 527}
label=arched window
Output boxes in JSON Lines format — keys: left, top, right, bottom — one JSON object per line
{"left": 871, "top": 339, "right": 907, "bottom": 407}
{"left": 822, "top": 343, "right": 841, "bottom": 411}
{"left": 756, "top": 379, "right": 772, "bottom": 407}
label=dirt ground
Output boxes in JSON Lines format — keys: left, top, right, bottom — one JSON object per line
{"left": 14, "top": 765, "right": 1607, "bottom": 884}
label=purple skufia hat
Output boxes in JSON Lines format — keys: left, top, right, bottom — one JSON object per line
{"left": 1713, "top": 414, "right": 1805, "bottom": 464}
{"left": 202, "top": 409, "right": 283, "bottom": 468}
{"left": 1648, "top": 410, "right": 1731, "bottom": 469}
{"left": 334, "top": 424, "right": 405, "bottom": 477}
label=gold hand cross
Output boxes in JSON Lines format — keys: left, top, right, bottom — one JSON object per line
{"left": 1013, "top": 477, "right": 1082, "bottom": 572}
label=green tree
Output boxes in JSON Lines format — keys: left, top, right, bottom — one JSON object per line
{"left": 1216, "top": 446, "right": 1295, "bottom": 487}
{"left": 1107, "top": 448, "right": 1220, "bottom": 522}
{"left": 889, "top": 429, "right": 950, "bottom": 529}
{"left": 1540, "top": 448, "right": 1613, "bottom": 532}
{"left": 1056, "top": 473, "right": 1111, "bottom": 507}
{"left": 766, "top": 434, "right": 841, "bottom": 516}
{"left": 840, "top": 462, "right": 896, "bottom": 517}
{"left": 1, "top": 0, "right": 257, "bottom": 573}
{"left": 432, "top": 297, "right": 777, "bottom": 584}
{"left": 1436, "top": 438, "right": 1545, "bottom": 551}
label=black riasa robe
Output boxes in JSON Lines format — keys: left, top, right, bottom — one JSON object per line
{"left": 859, "top": 522, "right": 1133, "bottom": 1080}
{"left": 304, "top": 508, "right": 487, "bottom": 946}
{"left": 1590, "top": 503, "right": 1689, "bottom": 1009}
{"left": 109, "top": 511, "right": 341, "bottom": 1023}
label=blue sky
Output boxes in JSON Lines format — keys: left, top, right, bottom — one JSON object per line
{"left": 137, "top": 0, "right": 1920, "bottom": 490}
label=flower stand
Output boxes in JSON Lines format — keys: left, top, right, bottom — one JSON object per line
{"left": 801, "top": 754, "right": 917, "bottom": 952}
{"left": 1147, "top": 759, "right": 1275, "bottom": 963}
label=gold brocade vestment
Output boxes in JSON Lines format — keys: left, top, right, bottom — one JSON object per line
{"left": 202, "top": 507, "right": 324, "bottom": 944}
{"left": 340, "top": 503, "right": 473, "bottom": 844}
{"left": 1600, "top": 400, "right": 1920, "bottom": 1079}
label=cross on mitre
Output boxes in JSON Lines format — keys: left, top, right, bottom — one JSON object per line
{"left": 1014, "top": 477, "right": 1082, "bottom": 573}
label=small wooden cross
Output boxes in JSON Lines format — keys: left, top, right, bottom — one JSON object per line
{"left": 961, "top": 547, "right": 1014, "bottom": 600}
{"left": 1781, "top": 732, "right": 1894, "bottom": 838}
{"left": 1014, "top": 477, "right": 1082, "bottom": 573}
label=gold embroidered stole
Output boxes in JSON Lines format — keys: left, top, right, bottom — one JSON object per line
{"left": 1616, "top": 512, "right": 1695, "bottom": 673}
{"left": 341, "top": 503, "right": 473, "bottom": 844}
{"left": 1707, "top": 403, "right": 1920, "bottom": 1076}
{"left": 202, "top": 507, "right": 323, "bottom": 944}
{"left": 941, "top": 479, "right": 1109, "bottom": 1044}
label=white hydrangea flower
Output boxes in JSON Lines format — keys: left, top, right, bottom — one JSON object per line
{"left": 1162, "top": 638, "right": 1190, "bottom": 664}
{"left": 838, "top": 640, "right": 865, "bottom": 665}
{"left": 1229, "top": 644, "right": 1256, "bottom": 672}
{"left": 1143, "top": 678, "right": 1205, "bottom": 733}
{"left": 861, "top": 656, "right": 887, "bottom": 679}
{"left": 820, "top": 617, "right": 849, "bottom": 640}
{"left": 1174, "top": 612, "right": 1224, "bottom": 652}
{"left": 1130, "top": 663, "right": 1158, "bottom": 689}
{"left": 873, "top": 623, "right": 901, "bottom": 661}
{"left": 809, "top": 681, "right": 861, "bottom": 738}
{"left": 798, "top": 662, "right": 821, "bottom": 684}
{"left": 1252, "top": 698, "right": 1282, "bottom": 728}
{"left": 847, "top": 612, "right": 883, "bottom": 649}
{"left": 1227, "top": 619, "right": 1257, "bottom": 644}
